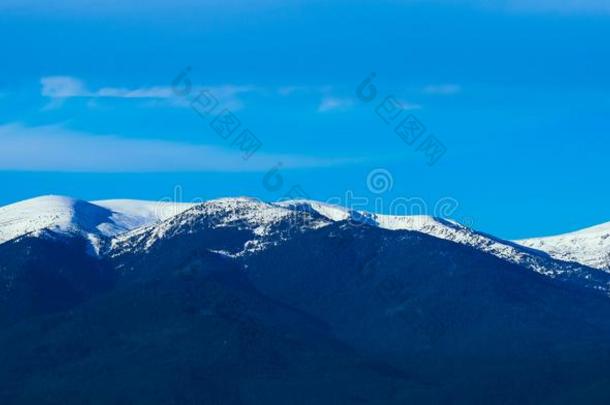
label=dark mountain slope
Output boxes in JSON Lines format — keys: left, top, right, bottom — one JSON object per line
{"left": 0, "top": 232, "right": 114, "bottom": 326}
{"left": 239, "top": 222, "right": 610, "bottom": 403}
{"left": 4, "top": 202, "right": 610, "bottom": 403}
{"left": 98, "top": 215, "right": 610, "bottom": 403}
{"left": 0, "top": 251, "right": 429, "bottom": 405}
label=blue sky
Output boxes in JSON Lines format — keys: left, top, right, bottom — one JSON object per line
{"left": 0, "top": 0, "right": 609, "bottom": 239}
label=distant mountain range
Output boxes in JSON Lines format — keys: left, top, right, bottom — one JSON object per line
{"left": 1, "top": 195, "right": 610, "bottom": 403}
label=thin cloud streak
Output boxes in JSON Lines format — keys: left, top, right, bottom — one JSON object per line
{"left": 0, "top": 124, "right": 360, "bottom": 173}
{"left": 40, "top": 76, "right": 356, "bottom": 113}
{"left": 40, "top": 76, "right": 258, "bottom": 111}
{"left": 317, "top": 96, "right": 355, "bottom": 113}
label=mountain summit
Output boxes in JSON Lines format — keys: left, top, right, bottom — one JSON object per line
{"left": 1, "top": 196, "right": 609, "bottom": 284}
{"left": 517, "top": 222, "right": 610, "bottom": 271}
{"left": 2, "top": 195, "right": 610, "bottom": 403}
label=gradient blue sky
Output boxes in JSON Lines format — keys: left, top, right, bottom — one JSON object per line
{"left": 0, "top": 0, "right": 609, "bottom": 239}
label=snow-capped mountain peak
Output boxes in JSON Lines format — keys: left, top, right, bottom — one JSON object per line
{"left": 516, "top": 222, "right": 610, "bottom": 271}
{"left": 0, "top": 195, "right": 111, "bottom": 244}
{"left": 92, "top": 199, "right": 195, "bottom": 233}
{"left": 275, "top": 199, "right": 352, "bottom": 222}
{"left": 109, "top": 197, "right": 330, "bottom": 256}
{"left": 0, "top": 195, "right": 196, "bottom": 253}
{"left": 2, "top": 195, "right": 610, "bottom": 293}
{"left": 273, "top": 199, "right": 610, "bottom": 291}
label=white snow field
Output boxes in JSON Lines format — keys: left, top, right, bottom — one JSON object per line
{"left": 516, "top": 222, "right": 610, "bottom": 272}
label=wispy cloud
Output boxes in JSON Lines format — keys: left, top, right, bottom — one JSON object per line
{"left": 40, "top": 77, "right": 416, "bottom": 115}
{"left": 40, "top": 76, "right": 89, "bottom": 97}
{"left": 40, "top": 77, "right": 363, "bottom": 113}
{"left": 40, "top": 76, "right": 257, "bottom": 111}
{"left": 0, "top": 123, "right": 357, "bottom": 172}
{"left": 422, "top": 84, "right": 462, "bottom": 95}
{"left": 317, "top": 96, "right": 355, "bottom": 113}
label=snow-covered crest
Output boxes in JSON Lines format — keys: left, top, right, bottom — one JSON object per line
{"left": 0, "top": 195, "right": 195, "bottom": 253}
{"left": 274, "top": 200, "right": 610, "bottom": 291}
{"left": 109, "top": 197, "right": 330, "bottom": 256}
{"left": 516, "top": 222, "right": 610, "bottom": 272}
{"left": 1, "top": 195, "right": 609, "bottom": 292}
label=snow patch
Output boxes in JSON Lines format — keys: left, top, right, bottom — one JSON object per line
{"left": 516, "top": 222, "right": 610, "bottom": 271}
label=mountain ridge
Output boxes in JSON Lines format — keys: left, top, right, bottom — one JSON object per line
{"left": 1, "top": 195, "right": 609, "bottom": 290}
{"left": 517, "top": 221, "right": 610, "bottom": 271}
{"left": 3, "top": 195, "right": 610, "bottom": 402}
